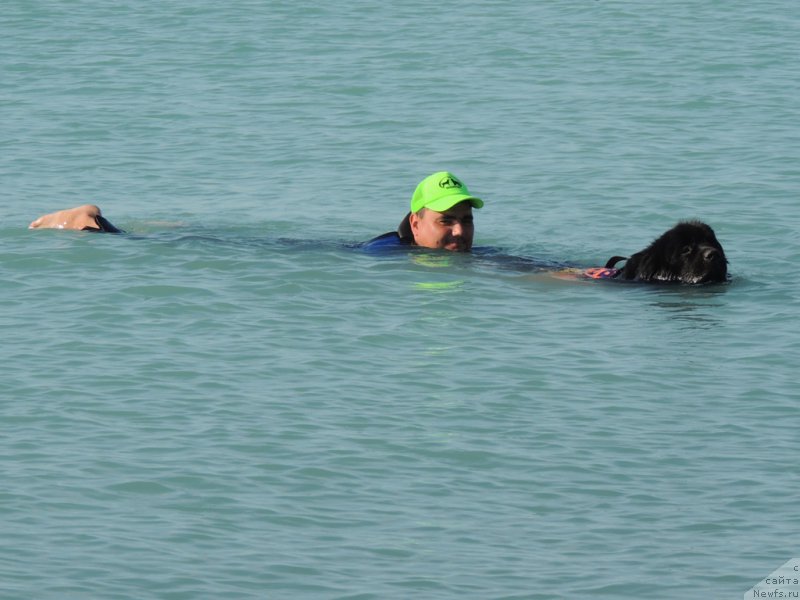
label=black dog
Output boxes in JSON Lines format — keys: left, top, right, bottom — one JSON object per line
{"left": 604, "top": 220, "right": 728, "bottom": 284}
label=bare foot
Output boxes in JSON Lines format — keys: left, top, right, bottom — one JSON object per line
{"left": 29, "top": 205, "right": 106, "bottom": 231}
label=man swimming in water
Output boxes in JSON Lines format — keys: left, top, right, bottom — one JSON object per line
{"left": 362, "top": 171, "right": 483, "bottom": 252}
{"left": 28, "top": 171, "right": 483, "bottom": 250}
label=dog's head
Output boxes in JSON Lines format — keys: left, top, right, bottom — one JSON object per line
{"left": 618, "top": 221, "right": 728, "bottom": 284}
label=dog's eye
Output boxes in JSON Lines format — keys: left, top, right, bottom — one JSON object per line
{"left": 680, "top": 245, "right": 693, "bottom": 256}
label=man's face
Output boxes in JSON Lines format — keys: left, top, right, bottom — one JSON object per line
{"left": 409, "top": 201, "right": 475, "bottom": 252}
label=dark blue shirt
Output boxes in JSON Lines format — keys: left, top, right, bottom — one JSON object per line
{"left": 360, "top": 231, "right": 413, "bottom": 253}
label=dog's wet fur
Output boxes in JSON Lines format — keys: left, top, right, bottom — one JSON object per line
{"left": 604, "top": 221, "right": 728, "bottom": 284}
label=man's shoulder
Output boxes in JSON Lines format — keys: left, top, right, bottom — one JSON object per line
{"left": 361, "top": 231, "right": 412, "bottom": 252}
{"left": 361, "top": 213, "right": 414, "bottom": 252}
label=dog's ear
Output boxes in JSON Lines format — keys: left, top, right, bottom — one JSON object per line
{"left": 604, "top": 256, "right": 627, "bottom": 269}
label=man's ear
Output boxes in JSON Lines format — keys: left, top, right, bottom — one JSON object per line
{"left": 409, "top": 211, "right": 420, "bottom": 233}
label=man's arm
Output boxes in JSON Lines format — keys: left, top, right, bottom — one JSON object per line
{"left": 29, "top": 205, "right": 123, "bottom": 232}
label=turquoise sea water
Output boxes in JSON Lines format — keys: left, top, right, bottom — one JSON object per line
{"left": 3, "top": 1, "right": 799, "bottom": 598}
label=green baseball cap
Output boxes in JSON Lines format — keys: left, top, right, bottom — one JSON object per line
{"left": 410, "top": 171, "right": 484, "bottom": 214}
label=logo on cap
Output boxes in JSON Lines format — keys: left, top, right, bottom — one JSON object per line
{"left": 438, "top": 176, "right": 463, "bottom": 190}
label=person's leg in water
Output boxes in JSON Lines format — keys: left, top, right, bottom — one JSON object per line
{"left": 29, "top": 205, "right": 123, "bottom": 233}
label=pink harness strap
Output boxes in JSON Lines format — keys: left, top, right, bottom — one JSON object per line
{"left": 584, "top": 267, "right": 620, "bottom": 280}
